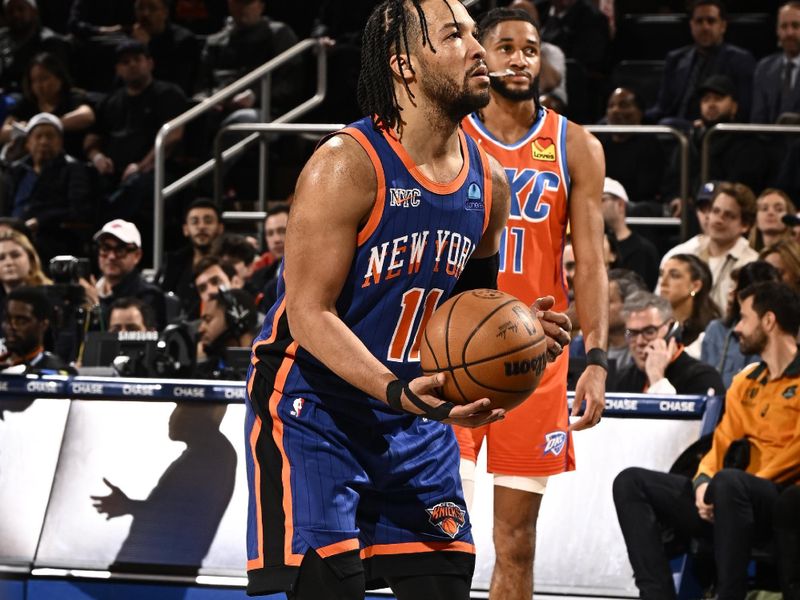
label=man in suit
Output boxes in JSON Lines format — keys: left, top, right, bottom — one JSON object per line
{"left": 751, "top": 1, "right": 800, "bottom": 124}
{"left": 647, "top": 0, "right": 755, "bottom": 130}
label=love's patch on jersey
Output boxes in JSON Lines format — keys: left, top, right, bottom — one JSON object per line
{"left": 531, "top": 137, "right": 556, "bottom": 162}
{"left": 426, "top": 501, "right": 466, "bottom": 538}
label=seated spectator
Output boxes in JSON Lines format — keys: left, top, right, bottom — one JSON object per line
{"left": 613, "top": 282, "right": 800, "bottom": 600}
{"left": 602, "top": 177, "right": 660, "bottom": 289}
{"left": 212, "top": 233, "right": 256, "bottom": 283}
{"left": 195, "top": 288, "right": 255, "bottom": 378}
{"left": 2, "top": 113, "right": 92, "bottom": 263}
{"left": 0, "top": 52, "right": 95, "bottom": 161}
{"left": 79, "top": 219, "right": 167, "bottom": 330}
{"left": 193, "top": 255, "right": 244, "bottom": 306}
{"left": 0, "top": 286, "right": 74, "bottom": 373}
{"left": 199, "top": 0, "right": 300, "bottom": 116}
{"left": 659, "top": 182, "right": 759, "bottom": 310}
{"left": 701, "top": 260, "right": 780, "bottom": 388}
{"left": 131, "top": 0, "right": 199, "bottom": 95}
{"left": 0, "top": 228, "right": 51, "bottom": 323}
{"left": 599, "top": 87, "right": 666, "bottom": 205}
{"left": 84, "top": 39, "right": 187, "bottom": 230}
{"left": 0, "top": 0, "right": 70, "bottom": 93}
{"left": 157, "top": 198, "right": 224, "bottom": 318}
{"left": 760, "top": 238, "right": 800, "bottom": 293}
{"left": 784, "top": 211, "right": 800, "bottom": 244}
{"left": 751, "top": 2, "right": 800, "bottom": 124}
{"left": 108, "top": 296, "right": 158, "bottom": 333}
{"left": 611, "top": 290, "right": 724, "bottom": 395}
{"left": 647, "top": 0, "right": 755, "bottom": 129}
{"left": 250, "top": 203, "right": 288, "bottom": 308}
{"left": 749, "top": 188, "right": 796, "bottom": 252}
{"left": 659, "top": 253, "right": 721, "bottom": 357}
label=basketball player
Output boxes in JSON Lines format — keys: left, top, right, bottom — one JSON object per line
{"left": 456, "top": 8, "right": 609, "bottom": 600}
{"left": 244, "top": 1, "right": 569, "bottom": 599}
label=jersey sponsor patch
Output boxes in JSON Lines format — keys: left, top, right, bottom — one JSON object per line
{"left": 543, "top": 430, "right": 567, "bottom": 456}
{"left": 531, "top": 137, "right": 556, "bottom": 162}
{"left": 465, "top": 182, "right": 483, "bottom": 211}
{"left": 389, "top": 187, "right": 422, "bottom": 208}
{"left": 426, "top": 501, "right": 466, "bottom": 538}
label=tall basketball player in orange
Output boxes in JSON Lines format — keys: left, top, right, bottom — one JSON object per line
{"left": 457, "top": 8, "right": 608, "bottom": 600}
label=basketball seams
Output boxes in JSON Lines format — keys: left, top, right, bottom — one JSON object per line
{"left": 423, "top": 336, "right": 545, "bottom": 372}
{"left": 444, "top": 293, "right": 469, "bottom": 403}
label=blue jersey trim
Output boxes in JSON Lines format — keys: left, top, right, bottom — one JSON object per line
{"left": 558, "top": 114, "right": 570, "bottom": 195}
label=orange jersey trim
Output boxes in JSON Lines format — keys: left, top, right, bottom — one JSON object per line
{"left": 338, "top": 127, "right": 386, "bottom": 247}
{"left": 476, "top": 142, "right": 493, "bottom": 235}
{"left": 360, "top": 540, "right": 475, "bottom": 560}
{"left": 383, "top": 128, "right": 471, "bottom": 195}
{"left": 316, "top": 538, "right": 361, "bottom": 558}
{"left": 251, "top": 297, "right": 287, "bottom": 365}
{"left": 246, "top": 410, "right": 264, "bottom": 570}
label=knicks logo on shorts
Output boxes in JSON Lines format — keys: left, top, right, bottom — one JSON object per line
{"left": 543, "top": 431, "right": 567, "bottom": 456}
{"left": 426, "top": 502, "right": 466, "bottom": 539}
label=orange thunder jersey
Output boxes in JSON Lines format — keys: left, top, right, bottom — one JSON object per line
{"left": 462, "top": 108, "right": 570, "bottom": 314}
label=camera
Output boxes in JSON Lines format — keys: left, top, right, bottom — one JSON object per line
{"left": 49, "top": 255, "right": 91, "bottom": 285}
{"left": 44, "top": 256, "right": 90, "bottom": 362}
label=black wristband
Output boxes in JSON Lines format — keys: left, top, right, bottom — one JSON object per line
{"left": 386, "top": 379, "right": 405, "bottom": 411}
{"left": 385, "top": 379, "right": 454, "bottom": 421}
{"left": 586, "top": 347, "right": 608, "bottom": 371}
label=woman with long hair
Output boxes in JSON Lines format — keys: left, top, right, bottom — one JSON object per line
{"left": 0, "top": 230, "right": 52, "bottom": 323}
{"left": 0, "top": 52, "right": 95, "bottom": 159}
{"left": 701, "top": 261, "right": 781, "bottom": 388}
{"left": 759, "top": 238, "right": 800, "bottom": 293}
{"left": 749, "top": 188, "right": 796, "bottom": 252}
{"left": 659, "top": 253, "right": 721, "bottom": 357}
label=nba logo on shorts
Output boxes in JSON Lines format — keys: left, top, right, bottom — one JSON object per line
{"left": 426, "top": 502, "right": 466, "bottom": 538}
{"left": 290, "top": 398, "right": 305, "bottom": 417}
{"left": 465, "top": 182, "right": 483, "bottom": 211}
{"left": 543, "top": 431, "right": 567, "bottom": 456}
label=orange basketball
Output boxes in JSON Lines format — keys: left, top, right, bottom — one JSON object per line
{"left": 420, "top": 289, "right": 547, "bottom": 411}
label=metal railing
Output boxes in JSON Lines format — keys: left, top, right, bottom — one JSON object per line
{"left": 701, "top": 123, "right": 800, "bottom": 184}
{"left": 586, "top": 124, "right": 690, "bottom": 239}
{"left": 152, "top": 38, "right": 328, "bottom": 271}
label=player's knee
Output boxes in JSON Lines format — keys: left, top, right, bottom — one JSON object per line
{"left": 494, "top": 519, "right": 536, "bottom": 566}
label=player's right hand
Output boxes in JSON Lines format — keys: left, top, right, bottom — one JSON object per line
{"left": 405, "top": 373, "right": 505, "bottom": 428}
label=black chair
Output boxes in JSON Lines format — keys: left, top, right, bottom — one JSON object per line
{"left": 565, "top": 59, "right": 591, "bottom": 124}
{"left": 610, "top": 60, "right": 666, "bottom": 109}
{"left": 616, "top": 14, "right": 692, "bottom": 61}
{"left": 726, "top": 13, "right": 775, "bottom": 60}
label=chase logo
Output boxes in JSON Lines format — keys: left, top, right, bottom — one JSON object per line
{"left": 389, "top": 187, "right": 421, "bottom": 208}
{"left": 543, "top": 431, "right": 567, "bottom": 456}
{"left": 426, "top": 502, "right": 466, "bottom": 539}
{"left": 465, "top": 182, "right": 483, "bottom": 211}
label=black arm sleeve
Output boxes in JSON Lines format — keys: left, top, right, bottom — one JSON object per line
{"left": 449, "top": 252, "right": 499, "bottom": 297}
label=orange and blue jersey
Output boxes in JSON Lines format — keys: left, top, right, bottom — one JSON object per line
{"left": 458, "top": 107, "right": 575, "bottom": 476}
{"left": 243, "top": 116, "right": 492, "bottom": 594}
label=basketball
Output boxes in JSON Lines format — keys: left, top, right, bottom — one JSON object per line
{"left": 420, "top": 289, "right": 547, "bottom": 411}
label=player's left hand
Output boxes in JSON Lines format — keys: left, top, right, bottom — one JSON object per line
{"left": 570, "top": 365, "right": 606, "bottom": 431}
{"left": 532, "top": 295, "right": 571, "bottom": 362}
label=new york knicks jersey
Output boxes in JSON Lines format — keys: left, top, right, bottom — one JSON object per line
{"left": 251, "top": 116, "right": 493, "bottom": 410}
{"left": 461, "top": 107, "right": 570, "bottom": 313}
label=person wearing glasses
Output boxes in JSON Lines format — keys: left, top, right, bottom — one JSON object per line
{"left": 611, "top": 290, "right": 723, "bottom": 395}
{"left": 79, "top": 219, "right": 167, "bottom": 330}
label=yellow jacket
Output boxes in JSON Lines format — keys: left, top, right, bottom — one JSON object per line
{"left": 695, "top": 351, "right": 800, "bottom": 486}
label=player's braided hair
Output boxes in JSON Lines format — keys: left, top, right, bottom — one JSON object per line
{"left": 358, "top": 0, "right": 455, "bottom": 133}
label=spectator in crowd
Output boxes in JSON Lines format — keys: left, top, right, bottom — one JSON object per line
{"left": 212, "top": 233, "right": 256, "bottom": 283}
{"left": 659, "top": 182, "right": 759, "bottom": 310}
{"left": 195, "top": 287, "right": 255, "bottom": 378}
{"left": 647, "top": 0, "right": 755, "bottom": 129}
{"left": 157, "top": 199, "right": 224, "bottom": 318}
{"left": 250, "top": 203, "right": 288, "bottom": 309}
{"left": 665, "top": 75, "right": 768, "bottom": 199}
{"left": 535, "top": 0, "right": 610, "bottom": 78}
{"left": 752, "top": 1, "right": 800, "bottom": 124}
{"left": 193, "top": 255, "right": 243, "bottom": 306}
{"left": 784, "top": 211, "right": 800, "bottom": 243}
{"left": 613, "top": 281, "right": 800, "bottom": 600}
{"left": 599, "top": 87, "right": 666, "bottom": 205}
{"left": 760, "top": 238, "right": 800, "bottom": 293}
{"left": 701, "top": 261, "right": 780, "bottom": 388}
{"left": 0, "top": 52, "right": 94, "bottom": 160}
{"left": 199, "top": 0, "right": 301, "bottom": 117}
{"left": 658, "top": 253, "right": 721, "bottom": 357}
{"left": 2, "top": 113, "right": 92, "bottom": 263}
{"left": 0, "top": 0, "right": 70, "bottom": 93}
{"left": 611, "top": 290, "right": 724, "bottom": 395}
{"left": 108, "top": 296, "right": 158, "bottom": 333}
{"left": 84, "top": 39, "right": 187, "bottom": 228}
{"left": 131, "top": 0, "right": 199, "bottom": 95}
{"left": 80, "top": 219, "right": 167, "bottom": 330}
{"left": 749, "top": 188, "right": 796, "bottom": 251}
{"left": 601, "top": 177, "right": 660, "bottom": 289}
{"left": 0, "top": 228, "right": 50, "bottom": 323}
{"left": 0, "top": 286, "right": 73, "bottom": 373}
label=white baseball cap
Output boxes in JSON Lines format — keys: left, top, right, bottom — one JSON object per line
{"left": 26, "top": 112, "right": 62, "bottom": 135}
{"left": 603, "top": 177, "right": 629, "bottom": 203}
{"left": 93, "top": 219, "right": 142, "bottom": 248}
